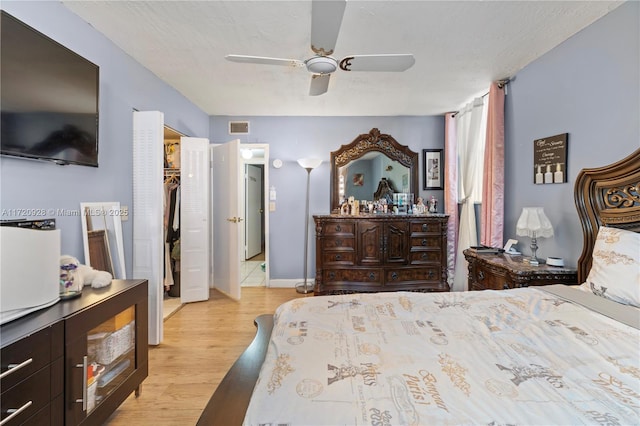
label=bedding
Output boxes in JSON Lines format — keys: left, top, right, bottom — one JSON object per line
{"left": 580, "top": 226, "right": 640, "bottom": 307}
{"left": 244, "top": 287, "right": 639, "bottom": 425}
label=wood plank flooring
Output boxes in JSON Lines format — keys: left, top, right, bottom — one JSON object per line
{"left": 104, "top": 287, "right": 308, "bottom": 426}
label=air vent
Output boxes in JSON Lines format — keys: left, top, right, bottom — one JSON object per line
{"left": 229, "top": 121, "right": 250, "bottom": 135}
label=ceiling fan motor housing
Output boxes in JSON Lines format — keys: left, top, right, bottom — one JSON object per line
{"left": 305, "top": 56, "right": 337, "bottom": 74}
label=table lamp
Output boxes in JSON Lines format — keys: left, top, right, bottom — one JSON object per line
{"left": 516, "top": 207, "right": 554, "bottom": 266}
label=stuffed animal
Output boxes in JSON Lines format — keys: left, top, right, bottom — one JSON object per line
{"left": 60, "top": 255, "right": 112, "bottom": 290}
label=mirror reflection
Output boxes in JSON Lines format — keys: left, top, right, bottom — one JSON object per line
{"left": 338, "top": 153, "right": 410, "bottom": 203}
{"left": 330, "top": 128, "right": 418, "bottom": 212}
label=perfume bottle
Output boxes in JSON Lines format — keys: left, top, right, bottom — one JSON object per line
{"left": 554, "top": 163, "right": 563, "bottom": 183}
{"left": 544, "top": 164, "right": 553, "bottom": 183}
{"left": 535, "top": 165, "right": 543, "bottom": 184}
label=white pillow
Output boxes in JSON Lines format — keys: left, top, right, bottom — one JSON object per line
{"left": 581, "top": 226, "right": 640, "bottom": 307}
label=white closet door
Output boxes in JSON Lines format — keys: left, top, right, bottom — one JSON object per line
{"left": 180, "top": 137, "right": 210, "bottom": 303}
{"left": 132, "top": 111, "right": 164, "bottom": 345}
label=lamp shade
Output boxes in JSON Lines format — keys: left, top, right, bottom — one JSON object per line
{"left": 297, "top": 158, "right": 322, "bottom": 170}
{"left": 516, "top": 207, "right": 554, "bottom": 238}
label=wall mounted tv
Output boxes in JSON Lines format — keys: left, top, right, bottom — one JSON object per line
{"left": 1, "top": 11, "right": 99, "bottom": 167}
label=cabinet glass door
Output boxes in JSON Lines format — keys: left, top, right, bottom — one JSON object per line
{"left": 85, "top": 306, "right": 136, "bottom": 413}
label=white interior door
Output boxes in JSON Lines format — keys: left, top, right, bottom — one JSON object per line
{"left": 180, "top": 137, "right": 210, "bottom": 303}
{"left": 245, "top": 164, "right": 263, "bottom": 259}
{"left": 132, "top": 110, "right": 164, "bottom": 345}
{"left": 211, "top": 140, "right": 241, "bottom": 300}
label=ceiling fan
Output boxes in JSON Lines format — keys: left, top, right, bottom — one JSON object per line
{"left": 225, "top": 0, "right": 415, "bottom": 96}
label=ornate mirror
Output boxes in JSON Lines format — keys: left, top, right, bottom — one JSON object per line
{"left": 330, "top": 128, "right": 419, "bottom": 212}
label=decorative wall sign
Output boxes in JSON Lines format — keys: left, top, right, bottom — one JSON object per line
{"left": 533, "top": 133, "right": 568, "bottom": 184}
{"left": 423, "top": 149, "right": 443, "bottom": 190}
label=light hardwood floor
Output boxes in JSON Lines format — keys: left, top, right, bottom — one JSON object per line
{"left": 104, "top": 287, "right": 308, "bottom": 425}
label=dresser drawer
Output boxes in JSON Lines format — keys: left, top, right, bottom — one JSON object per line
{"left": 321, "top": 251, "right": 355, "bottom": 265}
{"left": 324, "top": 268, "right": 383, "bottom": 286}
{"left": 471, "top": 265, "right": 509, "bottom": 290}
{"left": 0, "top": 365, "right": 51, "bottom": 425}
{"left": 410, "top": 221, "right": 441, "bottom": 233}
{"left": 409, "top": 249, "right": 442, "bottom": 264}
{"left": 385, "top": 267, "right": 440, "bottom": 285}
{"left": 322, "top": 222, "right": 355, "bottom": 235}
{"left": 1, "top": 326, "right": 52, "bottom": 391}
{"left": 322, "top": 237, "right": 355, "bottom": 250}
{"left": 410, "top": 235, "right": 441, "bottom": 248}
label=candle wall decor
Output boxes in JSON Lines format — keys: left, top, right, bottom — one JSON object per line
{"left": 533, "top": 133, "right": 568, "bottom": 184}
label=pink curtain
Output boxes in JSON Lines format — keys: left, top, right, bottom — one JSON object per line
{"left": 481, "top": 82, "right": 505, "bottom": 248}
{"left": 444, "top": 113, "right": 458, "bottom": 288}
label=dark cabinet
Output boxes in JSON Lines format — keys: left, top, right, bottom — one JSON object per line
{"left": 315, "top": 215, "right": 449, "bottom": 295}
{"left": 0, "top": 280, "right": 148, "bottom": 426}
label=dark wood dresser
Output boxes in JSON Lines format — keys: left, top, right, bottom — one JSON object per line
{"left": 314, "top": 214, "right": 449, "bottom": 295}
{"left": 463, "top": 249, "right": 578, "bottom": 290}
{"left": 1, "top": 280, "right": 148, "bottom": 426}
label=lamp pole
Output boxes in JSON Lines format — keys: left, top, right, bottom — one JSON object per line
{"left": 296, "top": 166, "right": 314, "bottom": 294}
{"left": 295, "top": 158, "right": 322, "bottom": 294}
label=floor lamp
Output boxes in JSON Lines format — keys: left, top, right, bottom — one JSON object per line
{"left": 296, "top": 158, "right": 322, "bottom": 294}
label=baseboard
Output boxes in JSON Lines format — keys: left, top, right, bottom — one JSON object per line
{"left": 267, "top": 279, "right": 311, "bottom": 288}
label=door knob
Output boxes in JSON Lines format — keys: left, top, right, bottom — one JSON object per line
{"left": 226, "top": 217, "right": 244, "bottom": 223}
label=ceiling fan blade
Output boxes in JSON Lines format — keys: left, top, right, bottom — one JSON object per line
{"left": 311, "top": 0, "right": 346, "bottom": 56}
{"left": 225, "top": 55, "right": 304, "bottom": 68}
{"left": 309, "top": 74, "right": 331, "bottom": 96}
{"left": 339, "top": 54, "right": 416, "bottom": 72}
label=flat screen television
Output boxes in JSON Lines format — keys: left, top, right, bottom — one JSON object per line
{"left": 1, "top": 11, "right": 99, "bottom": 167}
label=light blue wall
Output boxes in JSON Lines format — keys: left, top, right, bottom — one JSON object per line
{"left": 504, "top": 1, "right": 639, "bottom": 268}
{"left": 2, "top": 1, "right": 635, "bottom": 284}
{"left": 210, "top": 116, "right": 444, "bottom": 279}
{"left": 0, "top": 1, "right": 210, "bottom": 278}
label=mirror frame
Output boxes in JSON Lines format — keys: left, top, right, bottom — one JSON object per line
{"left": 330, "top": 128, "right": 419, "bottom": 212}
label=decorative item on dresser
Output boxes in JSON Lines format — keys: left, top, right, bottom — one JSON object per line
{"left": 463, "top": 249, "right": 578, "bottom": 290}
{"left": 314, "top": 214, "right": 449, "bottom": 294}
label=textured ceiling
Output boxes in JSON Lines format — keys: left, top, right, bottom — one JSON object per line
{"left": 62, "top": 1, "right": 623, "bottom": 116}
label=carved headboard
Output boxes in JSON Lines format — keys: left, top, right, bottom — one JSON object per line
{"left": 574, "top": 148, "right": 640, "bottom": 283}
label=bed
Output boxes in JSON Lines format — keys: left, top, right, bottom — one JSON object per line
{"left": 198, "top": 148, "right": 640, "bottom": 425}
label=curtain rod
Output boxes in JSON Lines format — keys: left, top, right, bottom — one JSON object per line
{"left": 449, "top": 78, "right": 510, "bottom": 117}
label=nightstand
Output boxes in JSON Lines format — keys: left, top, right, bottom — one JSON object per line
{"left": 463, "top": 249, "right": 578, "bottom": 291}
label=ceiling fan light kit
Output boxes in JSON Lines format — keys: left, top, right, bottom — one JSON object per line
{"left": 305, "top": 56, "right": 337, "bottom": 74}
{"left": 225, "top": 0, "right": 414, "bottom": 96}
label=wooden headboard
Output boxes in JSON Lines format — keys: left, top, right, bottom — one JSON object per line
{"left": 574, "top": 148, "right": 640, "bottom": 283}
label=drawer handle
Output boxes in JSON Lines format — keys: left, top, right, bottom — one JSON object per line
{"left": 421, "top": 239, "right": 428, "bottom": 246}
{"left": 336, "top": 225, "right": 342, "bottom": 232}
{"left": 428, "top": 271, "right": 435, "bottom": 279}
{"left": 421, "top": 253, "right": 427, "bottom": 260}
{"left": 391, "top": 272, "right": 399, "bottom": 281}
{"left": 335, "top": 254, "right": 342, "bottom": 261}
{"left": 75, "top": 356, "right": 88, "bottom": 412}
{"left": 369, "top": 272, "right": 376, "bottom": 280}
{"left": 0, "top": 358, "right": 33, "bottom": 379}
{"left": 478, "top": 271, "right": 485, "bottom": 281}
{"left": 336, "top": 239, "right": 342, "bottom": 247}
{"left": 1, "top": 401, "right": 33, "bottom": 426}
{"left": 329, "top": 272, "right": 336, "bottom": 279}
{"left": 421, "top": 224, "right": 428, "bottom": 231}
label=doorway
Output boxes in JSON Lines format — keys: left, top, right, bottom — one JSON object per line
{"left": 240, "top": 145, "right": 269, "bottom": 287}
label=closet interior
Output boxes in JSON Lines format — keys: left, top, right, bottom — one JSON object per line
{"left": 163, "top": 126, "right": 182, "bottom": 319}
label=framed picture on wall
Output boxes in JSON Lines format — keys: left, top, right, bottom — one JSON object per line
{"left": 423, "top": 149, "right": 443, "bottom": 190}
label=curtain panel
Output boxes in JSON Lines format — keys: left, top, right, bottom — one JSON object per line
{"left": 481, "top": 82, "right": 505, "bottom": 248}
{"left": 452, "top": 98, "right": 485, "bottom": 292}
{"left": 444, "top": 113, "right": 458, "bottom": 288}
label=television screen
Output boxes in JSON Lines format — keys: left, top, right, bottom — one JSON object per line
{"left": 1, "top": 11, "right": 99, "bottom": 167}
